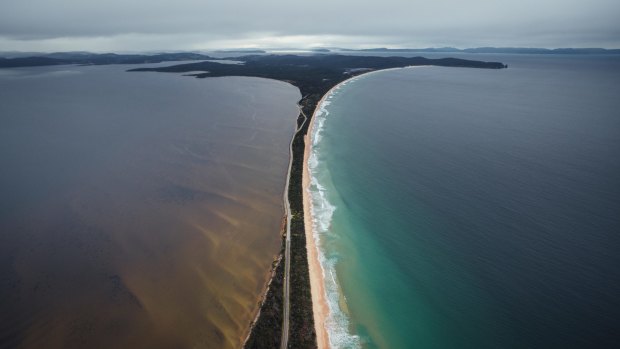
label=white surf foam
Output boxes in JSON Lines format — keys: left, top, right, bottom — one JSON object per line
{"left": 308, "top": 82, "right": 363, "bottom": 348}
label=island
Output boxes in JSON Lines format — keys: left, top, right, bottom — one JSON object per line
{"left": 129, "top": 53, "right": 506, "bottom": 349}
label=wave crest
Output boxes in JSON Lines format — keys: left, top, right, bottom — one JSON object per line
{"left": 308, "top": 82, "right": 362, "bottom": 348}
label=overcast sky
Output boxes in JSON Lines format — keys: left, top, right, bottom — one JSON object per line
{"left": 1, "top": 0, "right": 619, "bottom": 52}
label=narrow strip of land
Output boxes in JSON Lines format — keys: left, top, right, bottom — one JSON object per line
{"left": 280, "top": 136, "right": 292, "bottom": 349}
{"left": 280, "top": 105, "right": 308, "bottom": 349}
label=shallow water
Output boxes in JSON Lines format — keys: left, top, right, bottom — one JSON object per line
{"left": 0, "top": 64, "right": 300, "bottom": 348}
{"left": 309, "top": 55, "right": 620, "bottom": 348}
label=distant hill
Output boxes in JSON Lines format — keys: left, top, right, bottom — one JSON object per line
{"left": 0, "top": 52, "right": 213, "bottom": 68}
{"left": 0, "top": 51, "right": 511, "bottom": 69}
{"left": 343, "top": 47, "right": 620, "bottom": 54}
{"left": 212, "top": 49, "right": 267, "bottom": 54}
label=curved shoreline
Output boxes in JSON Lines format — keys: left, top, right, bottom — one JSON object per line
{"left": 242, "top": 64, "right": 438, "bottom": 348}
{"left": 302, "top": 71, "right": 374, "bottom": 349}
{"left": 303, "top": 74, "right": 363, "bottom": 349}
{"left": 304, "top": 74, "right": 360, "bottom": 349}
{"left": 303, "top": 67, "right": 418, "bottom": 349}
{"left": 303, "top": 90, "right": 332, "bottom": 349}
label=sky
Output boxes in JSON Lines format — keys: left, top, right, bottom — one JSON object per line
{"left": 1, "top": 0, "right": 619, "bottom": 52}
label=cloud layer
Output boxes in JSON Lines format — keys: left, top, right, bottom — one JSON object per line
{"left": 1, "top": 0, "right": 619, "bottom": 51}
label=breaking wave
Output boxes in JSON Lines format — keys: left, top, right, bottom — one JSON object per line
{"left": 308, "top": 79, "right": 362, "bottom": 348}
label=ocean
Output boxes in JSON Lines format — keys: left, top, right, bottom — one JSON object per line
{"left": 308, "top": 54, "right": 620, "bottom": 348}
{"left": 0, "top": 63, "right": 299, "bottom": 348}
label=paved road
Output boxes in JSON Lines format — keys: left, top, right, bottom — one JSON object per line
{"left": 280, "top": 105, "right": 308, "bottom": 349}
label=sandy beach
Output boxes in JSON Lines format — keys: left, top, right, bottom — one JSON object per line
{"left": 303, "top": 75, "right": 361, "bottom": 349}
{"left": 303, "top": 89, "right": 336, "bottom": 349}
{"left": 303, "top": 122, "right": 331, "bottom": 349}
{"left": 303, "top": 69, "right": 410, "bottom": 349}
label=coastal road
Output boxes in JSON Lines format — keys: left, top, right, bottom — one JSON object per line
{"left": 280, "top": 103, "right": 308, "bottom": 349}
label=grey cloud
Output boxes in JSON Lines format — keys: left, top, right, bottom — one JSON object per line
{"left": 0, "top": 0, "right": 619, "bottom": 50}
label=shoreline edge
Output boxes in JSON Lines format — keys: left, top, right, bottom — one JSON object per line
{"left": 303, "top": 67, "right": 417, "bottom": 349}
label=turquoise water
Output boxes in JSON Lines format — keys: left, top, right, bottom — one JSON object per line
{"left": 308, "top": 56, "right": 620, "bottom": 348}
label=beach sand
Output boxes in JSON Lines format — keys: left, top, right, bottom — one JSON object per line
{"left": 303, "top": 79, "right": 354, "bottom": 349}
{"left": 302, "top": 70, "right": 404, "bottom": 349}
{"left": 304, "top": 132, "right": 331, "bottom": 349}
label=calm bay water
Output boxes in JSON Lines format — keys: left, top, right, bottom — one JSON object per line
{"left": 309, "top": 55, "right": 620, "bottom": 348}
{"left": 0, "top": 64, "right": 300, "bottom": 348}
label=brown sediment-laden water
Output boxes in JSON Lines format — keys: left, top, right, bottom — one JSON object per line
{"left": 0, "top": 64, "right": 300, "bottom": 349}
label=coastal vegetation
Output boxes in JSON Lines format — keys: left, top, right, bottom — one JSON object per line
{"left": 0, "top": 52, "right": 213, "bottom": 67}
{"left": 245, "top": 240, "right": 285, "bottom": 349}
{"left": 287, "top": 109, "right": 316, "bottom": 348}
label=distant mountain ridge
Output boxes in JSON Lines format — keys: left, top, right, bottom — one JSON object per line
{"left": 343, "top": 47, "right": 620, "bottom": 54}
{"left": 4, "top": 46, "right": 615, "bottom": 69}
{"left": 0, "top": 51, "right": 506, "bottom": 69}
{"left": 0, "top": 52, "right": 213, "bottom": 68}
